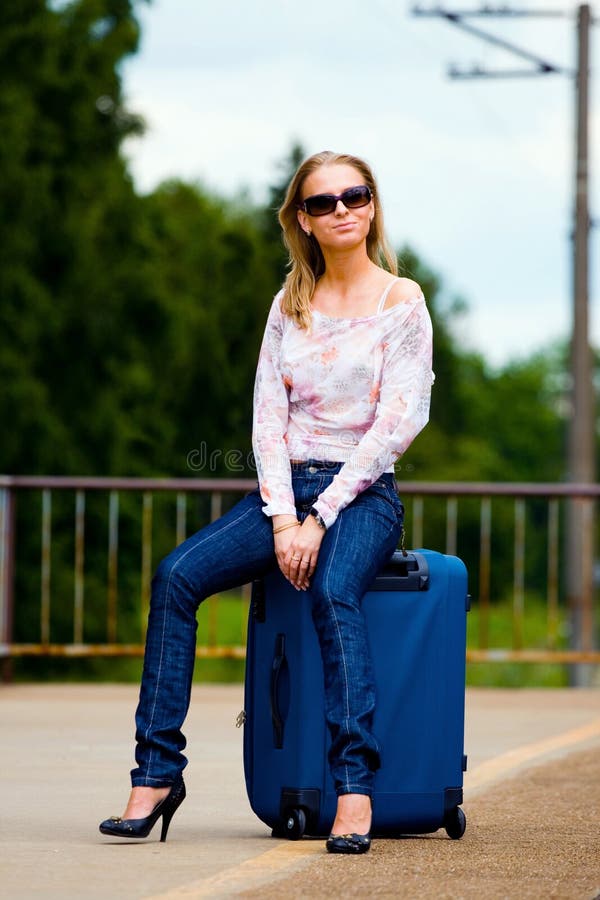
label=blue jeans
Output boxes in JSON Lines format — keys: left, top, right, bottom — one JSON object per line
{"left": 131, "top": 461, "right": 404, "bottom": 797}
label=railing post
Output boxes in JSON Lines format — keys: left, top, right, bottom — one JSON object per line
{"left": 140, "top": 492, "right": 153, "bottom": 640}
{"left": 0, "top": 487, "right": 16, "bottom": 682}
{"left": 566, "top": 496, "right": 596, "bottom": 685}
{"left": 547, "top": 499, "right": 560, "bottom": 650}
{"left": 107, "top": 491, "right": 119, "bottom": 644}
{"left": 445, "top": 496, "right": 457, "bottom": 557}
{"left": 74, "top": 490, "right": 85, "bottom": 644}
{"left": 207, "top": 490, "right": 223, "bottom": 648}
{"left": 513, "top": 498, "right": 526, "bottom": 651}
{"left": 41, "top": 489, "right": 52, "bottom": 646}
{"left": 478, "top": 497, "right": 491, "bottom": 651}
{"left": 411, "top": 497, "right": 423, "bottom": 549}
{"left": 176, "top": 492, "right": 187, "bottom": 546}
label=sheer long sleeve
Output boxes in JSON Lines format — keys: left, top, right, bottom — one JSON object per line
{"left": 252, "top": 293, "right": 296, "bottom": 518}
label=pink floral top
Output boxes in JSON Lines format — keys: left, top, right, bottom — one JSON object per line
{"left": 252, "top": 280, "right": 434, "bottom": 528}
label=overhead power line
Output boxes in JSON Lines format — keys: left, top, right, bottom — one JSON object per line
{"left": 413, "top": 4, "right": 572, "bottom": 75}
{"left": 413, "top": 4, "right": 596, "bottom": 685}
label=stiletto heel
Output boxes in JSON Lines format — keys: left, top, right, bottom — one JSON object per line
{"left": 99, "top": 776, "right": 186, "bottom": 841}
{"left": 159, "top": 803, "right": 178, "bottom": 843}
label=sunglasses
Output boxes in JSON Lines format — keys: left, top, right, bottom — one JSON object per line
{"left": 299, "top": 184, "right": 372, "bottom": 217}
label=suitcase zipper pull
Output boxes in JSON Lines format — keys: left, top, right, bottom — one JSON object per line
{"left": 236, "top": 710, "right": 246, "bottom": 728}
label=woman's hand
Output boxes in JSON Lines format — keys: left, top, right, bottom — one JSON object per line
{"left": 274, "top": 515, "right": 325, "bottom": 590}
{"left": 272, "top": 515, "right": 301, "bottom": 582}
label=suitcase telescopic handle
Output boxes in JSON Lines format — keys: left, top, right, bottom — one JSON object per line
{"left": 370, "top": 550, "right": 430, "bottom": 591}
{"left": 270, "top": 634, "right": 287, "bottom": 749}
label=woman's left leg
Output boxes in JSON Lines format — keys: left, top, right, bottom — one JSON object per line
{"left": 308, "top": 476, "right": 404, "bottom": 802}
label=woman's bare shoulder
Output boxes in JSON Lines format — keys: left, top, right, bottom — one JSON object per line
{"left": 383, "top": 277, "right": 424, "bottom": 311}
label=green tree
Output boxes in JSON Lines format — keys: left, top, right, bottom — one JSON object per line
{"left": 261, "top": 141, "right": 306, "bottom": 282}
{"left": 0, "top": 0, "right": 147, "bottom": 475}
{"left": 140, "top": 180, "right": 281, "bottom": 476}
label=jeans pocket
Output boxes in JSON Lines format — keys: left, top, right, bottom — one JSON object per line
{"left": 374, "top": 480, "right": 405, "bottom": 525}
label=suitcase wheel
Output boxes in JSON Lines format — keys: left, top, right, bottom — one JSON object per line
{"left": 284, "top": 808, "right": 306, "bottom": 840}
{"left": 444, "top": 806, "right": 466, "bottom": 840}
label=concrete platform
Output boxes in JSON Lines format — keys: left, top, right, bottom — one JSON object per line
{"left": 1, "top": 685, "right": 599, "bottom": 898}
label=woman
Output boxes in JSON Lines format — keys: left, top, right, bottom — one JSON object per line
{"left": 99, "top": 150, "right": 433, "bottom": 854}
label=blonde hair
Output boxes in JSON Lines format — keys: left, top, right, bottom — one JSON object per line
{"left": 278, "top": 151, "right": 398, "bottom": 329}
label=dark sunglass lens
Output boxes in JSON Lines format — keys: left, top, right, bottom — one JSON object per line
{"left": 306, "top": 194, "right": 336, "bottom": 216}
{"left": 342, "top": 186, "right": 371, "bottom": 208}
{"left": 302, "top": 186, "right": 371, "bottom": 216}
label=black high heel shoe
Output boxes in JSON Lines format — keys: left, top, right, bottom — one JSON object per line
{"left": 326, "top": 832, "right": 371, "bottom": 854}
{"left": 99, "top": 776, "right": 186, "bottom": 842}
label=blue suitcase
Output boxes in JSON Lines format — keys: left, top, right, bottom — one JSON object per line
{"left": 242, "top": 549, "right": 469, "bottom": 840}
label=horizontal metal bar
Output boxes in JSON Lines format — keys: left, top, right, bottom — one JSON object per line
{"left": 0, "top": 643, "right": 247, "bottom": 659}
{"left": 398, "top": 482, "right": 600, "bottom": 497}
{"left": 2, "top": 475, "right": 600, "bottom": 498}
{"left": 3, "top": 643, "right": 600, "bottom": 664}
{"left": 467, "top": 649, "right": 600, "bottom": 664}
{"left": 0, "top": 475, "right": 258, "bottom": 492}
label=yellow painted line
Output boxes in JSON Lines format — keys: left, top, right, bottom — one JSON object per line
{"left": 145, "top": 718, "right": 600, "bottom": 899}
{"left": 465, "top": 718, "right": 600, "bottom": 793}
{"left": 144, "top": 840, "right": 323, "bottom": 899}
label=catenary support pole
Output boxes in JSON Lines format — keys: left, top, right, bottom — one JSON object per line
{"left": 567, "top": 4, "right": 595, "bottom": 686}
{"left": 413, "top": 3, "right": 597, "bottom": 684}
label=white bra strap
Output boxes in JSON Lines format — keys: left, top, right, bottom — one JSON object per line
{"left": 376, "top": 278, "right": 399, "bottom": 314}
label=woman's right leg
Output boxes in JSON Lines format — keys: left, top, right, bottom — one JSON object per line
{"left": 130, "top": 488, "right": 275, "bottom": 788}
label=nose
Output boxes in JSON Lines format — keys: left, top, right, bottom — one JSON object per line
{"left": 334, "top": 199, "right": 349, "bottom": 215}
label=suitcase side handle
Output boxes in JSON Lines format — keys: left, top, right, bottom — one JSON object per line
{"left": 270, "top": 633, "right": 289, "bottom": 749}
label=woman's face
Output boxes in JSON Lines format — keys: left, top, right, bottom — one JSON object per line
{"left": 297, "top": 163, "right": 374, "bottom": 252}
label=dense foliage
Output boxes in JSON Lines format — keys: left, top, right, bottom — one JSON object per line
{"left": 0, "top": 3, "right": 572, "bottom": 484}
{"left": 2, "top": 2, "right": 593, "bottom": 676}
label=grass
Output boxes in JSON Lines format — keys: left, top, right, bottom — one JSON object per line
{"left": 466, "top": 593, "right": 570, "bottom": 687}
{"left": 11, "top": 590, "right": 575, "bottom": 687}
{"left": 194, "top": 589, "right": 573, "bottom": 688}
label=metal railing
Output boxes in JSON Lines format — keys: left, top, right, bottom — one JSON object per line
{"left": 1, "top": 475, "right": 599, "bottom": 667}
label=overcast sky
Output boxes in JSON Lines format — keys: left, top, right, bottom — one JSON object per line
{"left": 121, "top": 0, "right": 599, "bottom": 366}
